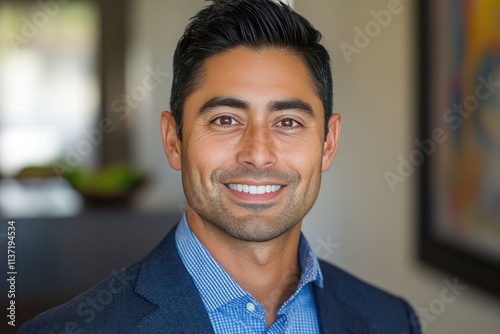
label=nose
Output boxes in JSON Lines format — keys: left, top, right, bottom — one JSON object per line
{"left": 236, "top": 124, "right": 277, "bottom": 169}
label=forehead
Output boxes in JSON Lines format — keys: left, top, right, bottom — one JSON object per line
{"left": 186, "top": 46, "right": 322, "bottom": 112}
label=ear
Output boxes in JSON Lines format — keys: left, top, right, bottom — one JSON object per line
{"left": 322, "top": 113, "right": 341, "bottom": 172}
{"left": 161, "top": 111, "right": 182, "bottom": 170}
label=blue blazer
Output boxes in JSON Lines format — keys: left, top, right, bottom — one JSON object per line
{"left": 19, "top": 226, "right": 421, "bottom": 333}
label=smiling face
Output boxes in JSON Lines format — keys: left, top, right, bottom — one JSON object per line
{"left": 162, "top": 46, "right": 340, "bottom": 243}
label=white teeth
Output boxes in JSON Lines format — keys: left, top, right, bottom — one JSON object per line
{"left": 227, "top": 184, "right": 282, "bottom": 194}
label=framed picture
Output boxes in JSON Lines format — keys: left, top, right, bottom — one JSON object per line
{"left": 419, "top": 0, "right": 500, "bottom": 296}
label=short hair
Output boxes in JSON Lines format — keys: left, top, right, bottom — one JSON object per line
{"left": 170, "top": 0, "right": 333, "bottom": 139}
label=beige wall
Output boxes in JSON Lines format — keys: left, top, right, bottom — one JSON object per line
{"left": 127, "top": 1, "right": 500, "bottom": 333}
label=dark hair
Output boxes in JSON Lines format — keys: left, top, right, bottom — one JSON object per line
{"left": 170, "top": 0, "right": 333, "bottom": 139}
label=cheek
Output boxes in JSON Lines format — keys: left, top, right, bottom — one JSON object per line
{"left": 279, "top": 145, "right": 322, "bottom": 197}
{"left": 279, "top": 138, "right": 323, "bottom": 171}
{"left": 185, "top": 136, "right": 236, "bottom": 179}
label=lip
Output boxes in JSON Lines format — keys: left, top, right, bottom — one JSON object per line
{"left": 224, "top": 181, "right": 285, "bottom": 202}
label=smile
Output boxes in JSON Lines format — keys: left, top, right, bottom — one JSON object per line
{"left": 226, "top": 184, "right": 282, "bottom": 195}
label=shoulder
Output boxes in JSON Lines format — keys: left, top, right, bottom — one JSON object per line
{"left": 17, "top": 262, "right": 155, "bottom": 334}
{"left": 17, "top": 226, "right": 204, "bottom": 334}
{"left": 317, "top": 260, "right": 421, "bottom": 333}
{"left": 319, "top": 259, "right": 401, "bottom": 302}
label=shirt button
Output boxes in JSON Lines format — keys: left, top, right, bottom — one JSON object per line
{"left": 246, "top": 302, "right": 256, "bottom": 312}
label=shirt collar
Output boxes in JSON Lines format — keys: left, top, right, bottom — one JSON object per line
{"left": 175, "top": 213, "right": 323, "bottom": 313}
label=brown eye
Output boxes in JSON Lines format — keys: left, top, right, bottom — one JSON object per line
{"left": 219, "top": 116, "right": 233, "bottom": 125}
{"left": 213, "top": 115, "right": 238, "bottom": 126}
{"left": 277, "top": 118, "right": 299, "bottom": 128}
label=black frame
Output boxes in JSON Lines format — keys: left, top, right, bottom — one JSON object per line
{"left": 418, "top": 0, "right": 500, "bottom": 297}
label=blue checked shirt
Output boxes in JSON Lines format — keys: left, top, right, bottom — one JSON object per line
{"left": 175, "top": 214, "right": 323, "bottom": 334}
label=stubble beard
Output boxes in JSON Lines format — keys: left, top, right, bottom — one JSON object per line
{"left": 184, "top": 167, "right": 319, "bottom": 243}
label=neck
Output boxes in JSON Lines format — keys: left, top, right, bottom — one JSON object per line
{"left": 187, "top": 209, "right": 303, "bottom": 327}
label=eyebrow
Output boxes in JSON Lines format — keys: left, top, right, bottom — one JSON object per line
{"left": 198, "top": 96, "right": 315, "bottom": 117}
{"left": 268, "top": 100, "right": 314, "bottom": 117}
{"left": 198, "top": 97, "right": 250, "bottom": 114}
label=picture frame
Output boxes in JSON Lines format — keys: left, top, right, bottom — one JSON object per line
{"left": 418, "top": 0, "right": 500, "bottom": 297}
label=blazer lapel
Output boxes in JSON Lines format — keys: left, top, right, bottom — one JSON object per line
{"left": 314, "top": 282, "right": 369, "bottom": 334}
{"left": 131, "top": 225, "right": 369, "bottom": 333}
{"left": 133, "top": 226, "right": 215, "bottom": 334}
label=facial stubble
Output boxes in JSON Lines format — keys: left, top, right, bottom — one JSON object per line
{"left": 184, "top": 167, "right": 320, "bottom": 243}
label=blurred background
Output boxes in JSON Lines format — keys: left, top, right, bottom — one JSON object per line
{"left": 0, "top": 0, "right": 499, "bottom": 333}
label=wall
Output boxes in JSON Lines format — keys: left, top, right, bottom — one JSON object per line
{"left": 127, "top": 1, "right": 500, "bottom": 333}
{"left": 126, "top": 0, "right": 197, "bottom": 211}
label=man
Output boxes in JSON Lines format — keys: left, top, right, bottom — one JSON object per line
{"left": 19, "top": 0, "right": 421, "bottom": 333}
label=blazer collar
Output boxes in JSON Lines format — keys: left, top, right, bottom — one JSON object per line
{"left": 132, "top": 224, "right": 368, "bottom": 334}
{"left": 313, "top": 266, "right": 369, "bottom": 334}
{"left": 133, "top": 226, "right": 215, "bottom": 334}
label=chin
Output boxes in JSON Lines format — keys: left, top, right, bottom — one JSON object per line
{"left": 214, "top": 217, "right": 299, "bottom": 243}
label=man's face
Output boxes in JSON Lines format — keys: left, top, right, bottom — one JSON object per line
{"left": 163, "top": 47, "right": 340, "bottom": 243}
